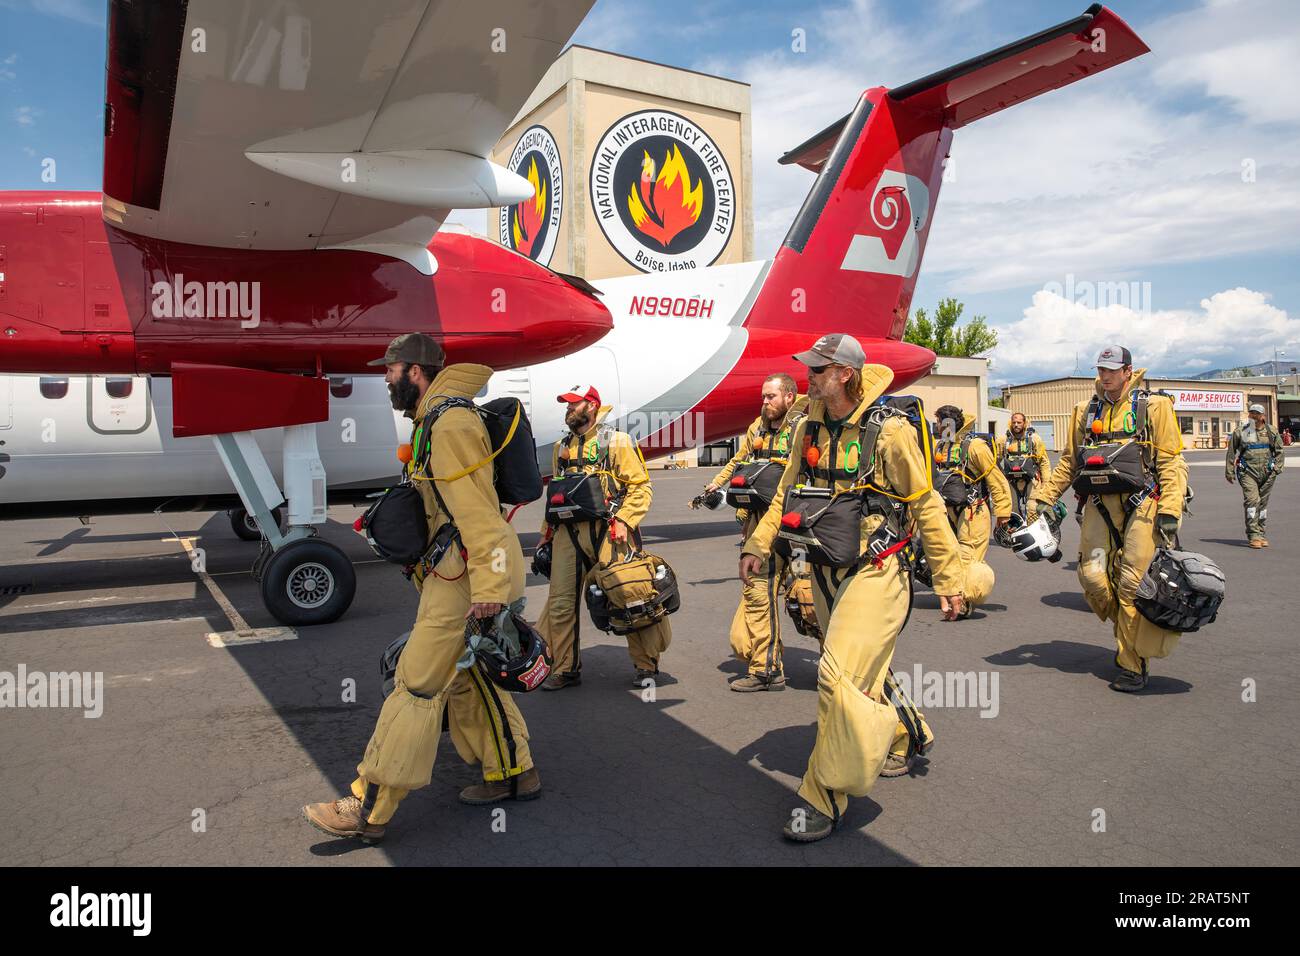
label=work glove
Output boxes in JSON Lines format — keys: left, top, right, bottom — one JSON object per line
{"left": 1155, "top": 513, "right": 1179, "bottom": 549}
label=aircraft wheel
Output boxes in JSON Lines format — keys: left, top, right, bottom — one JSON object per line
{"left": 230, "top": 506, "right": 282, "bottom": 542}
{"left": 260, "top": 538, "right": 356, "bottom": 626}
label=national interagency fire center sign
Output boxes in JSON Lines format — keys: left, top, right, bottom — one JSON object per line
{"left": 590, "top": 109, "right": 735, "bottom": 273}
{"left": 488, "top": 46, "right": 751, "bottom": 279}
{"left": 500, "top": 125, "right": 564, "bottom": 267}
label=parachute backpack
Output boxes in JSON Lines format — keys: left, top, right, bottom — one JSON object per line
{"left": 773, "top": 397, "right": 928, "bottom": 570}
{"left": 933, "top": 430, "right": 995, "bottom": 509}
{"left": 725, "top": 412, "right": 806, "bottom": 513}
{"left": 545, "top": 424, "right": 625, "bottom": 525}
{"left": 413, "top": 395, "right": 543, "bottom": 506}
{"left": 1071, "top": 389, "right": 1163, "bottom": 498}
{"left": 999, "top": 428, "right": 1040, "bottom": 483}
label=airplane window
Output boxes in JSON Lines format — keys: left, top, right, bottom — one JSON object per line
{"left": 105, "top": 377, "right": 134, "bottom": 399}
{"left": 329, "top": 377, "right": 353, "bottom": 399}
{"left": 39, "top": 377, "right": 69, "bottom": 400}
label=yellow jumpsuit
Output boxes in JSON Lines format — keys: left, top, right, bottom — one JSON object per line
{"left": 711, "top": 399, "right": 809, "bottom": 678}
{"left": 1034, "top": 369, "right": 1187, "bottom": 673}
{"left": 936, "top": 416, "right": 1012, "bottom": 609}
{"left": 744, "top": 365, "right": 965, "bottom": 822}
{"left": 536, "top": 407, "right": 669, "bottom": 673}
{"left": 351, "top": 364, "right": 531, "bottom": 826}
{"left": 995, "top": 428, "right": 1053, "bottom": 518}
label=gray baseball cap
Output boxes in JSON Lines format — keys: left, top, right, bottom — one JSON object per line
{"left": 1095, "top": 345, "right": 1132, "bottom": 370}
{"left": 793, "top": 333, "right": 866, "bottom": 371}
{"left": 1249, "top": 403, "right": 1266, "bottom": 414}
{"left": 367, "top": 332, "right": 446, "bottom": 368}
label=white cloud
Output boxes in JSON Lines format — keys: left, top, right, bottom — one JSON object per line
{"left": 13, "top": 105, "right": 40, "bottom": 127}
{"left": 0, "top": 52, "right": 14, "bottom": 81}
{"left": 1149, "top": 0, "right": 1300, "bottom": 125}
{"left": 988, "top": 287, "right": 1300, "bottom": 383}
{"left": 688, "top": 0, "right": 1300, "bottom": 301}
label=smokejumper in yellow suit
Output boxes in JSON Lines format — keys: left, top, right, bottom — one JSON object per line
{"left": 933, "top": 406, "right": 1012, "bottom": 614}
{"left": 995, "top": 412, "right": 1053, "bottom": 519}
{"left": 704, "top": 375, "right": 809, "bottom": 691}
{"left": 1031, "top": 346, "right": 1187, "bottom": 693}
{"left": 537, "top": 385, "right": 668, "bottom": 688}
{"left": 739, "top": 333, "right": 967, "bottom": 843}
{"left": 304, "top": 335, "right": 536, "bottom": 844}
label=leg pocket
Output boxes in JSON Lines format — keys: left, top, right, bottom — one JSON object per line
{"left": 809, "top": 673, "right": 899, "bottom": 797}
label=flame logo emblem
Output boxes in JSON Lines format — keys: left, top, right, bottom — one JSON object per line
{"left": 498, "top": 125, "right": 563, "bottom": 266}
{"left": 511, "top": 157, "right": 548, "bottom": 257}
{"left": 627, "top": 144, "right": 704, "bottom": 249}
{"left": 589, "top": 108, "right": 734, "bottom": 273}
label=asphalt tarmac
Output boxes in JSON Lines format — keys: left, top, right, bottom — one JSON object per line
{"left": 1, "top": 451, "right": 1297, "bottom": 866}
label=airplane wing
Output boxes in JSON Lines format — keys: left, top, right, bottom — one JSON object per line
{"left": 101, "top": 0, "right": 594, "bottom": 273}
{"left": 779, "top": 3, "right": 1148, "bottom": 172}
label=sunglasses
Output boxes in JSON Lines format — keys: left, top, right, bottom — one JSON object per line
{"left": 807, "top": 364, "right": 839, "bottom": 377}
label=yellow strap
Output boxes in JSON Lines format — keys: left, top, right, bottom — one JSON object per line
{"left": 412, "top": 402, "right": 521, "bottom": 484}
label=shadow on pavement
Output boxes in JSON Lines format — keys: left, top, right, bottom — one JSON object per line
{"left": 985, "top": 640, "right": 1193, "bottom": 694}
{"left": 230, "top": 638, "right": 919, "bottom": 865}
{"left": 1040, "top": 591, "right": 1094, "bottom": 612}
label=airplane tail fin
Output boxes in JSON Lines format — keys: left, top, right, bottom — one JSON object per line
{"left": 741, "top": 4, "right": 1148, "bottom": 387}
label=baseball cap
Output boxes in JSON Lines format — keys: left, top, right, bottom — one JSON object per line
{"left": 366, "top": 332, "right": 446, "bottom": 368}
{"left": 1095, "top": 345, "right": 1132, "bottom": 370}
{"left": 792, "top": 333, "right": 866, "bottom": 371}
{"left": 557, "top": 384, "right": 601, "bottom": 405}
{"left": 1249, "top": 403, "right": 1266, "bottom": 414}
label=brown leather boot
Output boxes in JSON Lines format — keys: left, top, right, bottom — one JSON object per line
{"left": 541, "top": 672, "right": 581, "bottom": 691}
{"left": 302, "top": 795, "right": 386, "bottom": 844}
{"left": 1249, "top": 539, "right": 1264, "bottom": 549}
{"left": 1261, "top": 539, "right": 1270, "bottom": 547}
{"left": 879, "top": 753, "right": 913, "bottom": 778}
{"left": 459, "top": 767, "right": 542, "bottom": 805}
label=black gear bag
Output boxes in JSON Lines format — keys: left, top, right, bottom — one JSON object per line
{"left": 1135, "top": 548, "right": 1226, "bottom": 633}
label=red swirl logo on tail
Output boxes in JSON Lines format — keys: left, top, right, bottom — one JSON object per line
{"left": 869, "top": 184, "right": 911, "bottom": 261}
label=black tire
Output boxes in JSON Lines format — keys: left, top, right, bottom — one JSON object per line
{"left": 230, "top": 506, "right": 282, "bottom": 542}
{"left": 259, "top": 538, "right": 356, "bottom": 626}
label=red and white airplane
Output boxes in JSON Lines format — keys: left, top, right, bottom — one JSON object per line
{"left": 0, "top": 1, "right": 1148, "bottom": 625}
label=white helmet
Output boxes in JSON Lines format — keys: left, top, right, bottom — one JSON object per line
{"left": 1011, "top": 514, "right": 1062, "bottom": 563}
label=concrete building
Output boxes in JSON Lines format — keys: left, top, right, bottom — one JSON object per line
{"left": 489, "top": 46, "right": 752, "bottom": 281}
{"left": 1004, "top": 376, "right": 1281, "bottom": 451}
{"left": 910, "top": 356, "right": 993, "bottom": 436}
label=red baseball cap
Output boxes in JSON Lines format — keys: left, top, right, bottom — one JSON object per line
{"left": 557, "top": 384, "right": 601, "bottom": 405}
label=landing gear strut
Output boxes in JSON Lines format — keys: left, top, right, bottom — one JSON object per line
{"left": 212, "top": 424, "right": 356, "bottom": 626}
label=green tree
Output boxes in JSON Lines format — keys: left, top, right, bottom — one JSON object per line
{"left": 904, "top": 297, "right": 998, "bottom": 357}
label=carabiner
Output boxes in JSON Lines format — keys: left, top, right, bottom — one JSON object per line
{"left": 844, "top": 440, "right": 861, "bottom": 473}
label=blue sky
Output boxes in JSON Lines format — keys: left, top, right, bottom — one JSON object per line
{"left": 2, "top": 0, "right": 1297, "bottom": 383}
